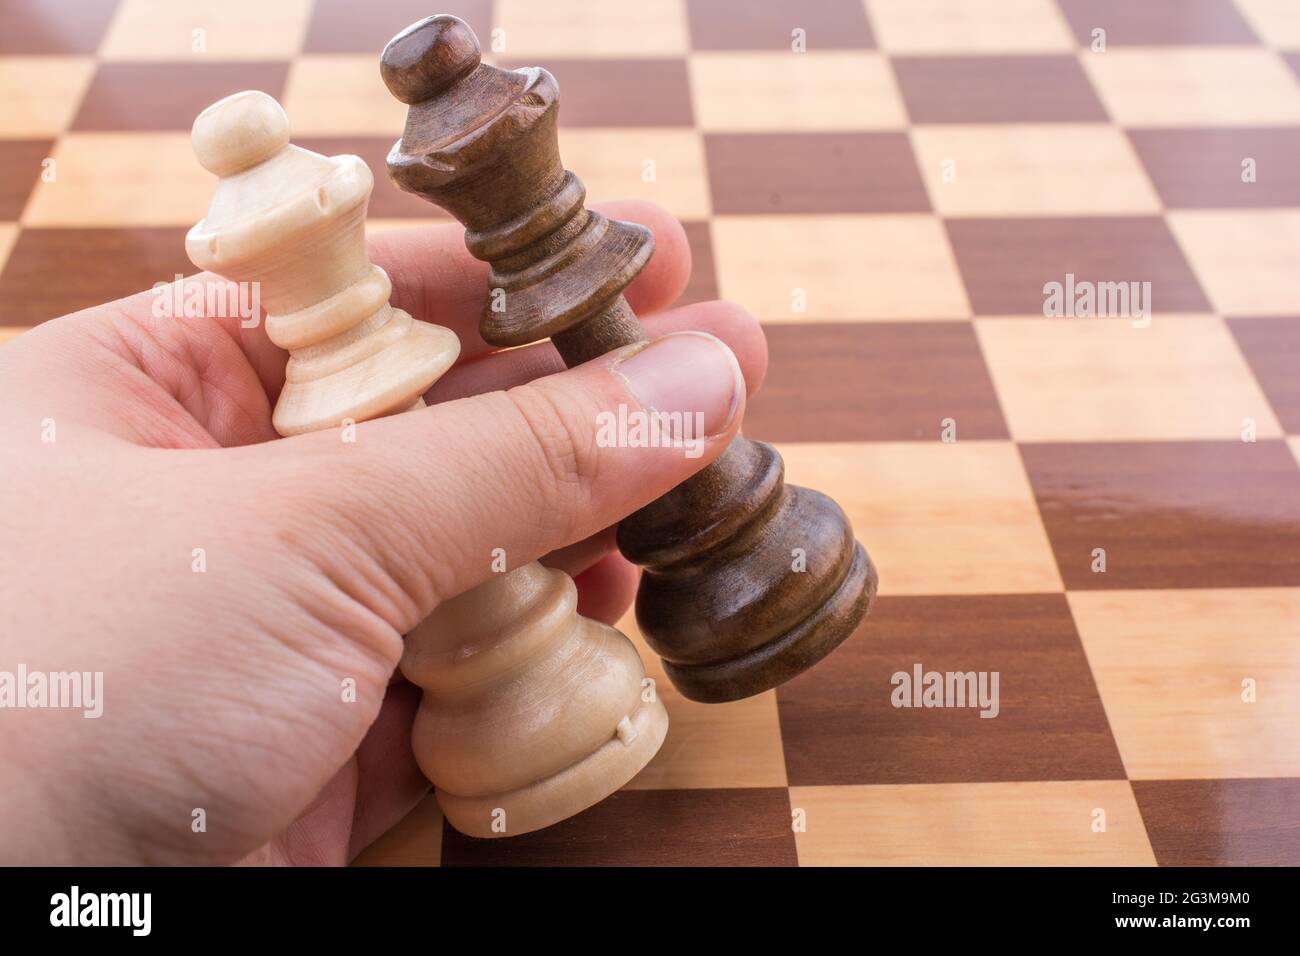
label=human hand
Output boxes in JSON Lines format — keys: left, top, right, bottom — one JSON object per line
{"left": 0, "top": 201, "right": 766, "bottom": 865}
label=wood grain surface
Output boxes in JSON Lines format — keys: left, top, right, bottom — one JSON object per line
{"left": 3, "top": 0, "right": 1298, "bottom": 866}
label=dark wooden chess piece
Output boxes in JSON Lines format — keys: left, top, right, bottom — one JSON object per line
{"left": 381, "top": 15, "right": 877, "bottom": 703}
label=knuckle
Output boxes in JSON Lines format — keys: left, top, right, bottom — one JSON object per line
{"left": 505, "top": 383, "right": 602, "bottom": 519}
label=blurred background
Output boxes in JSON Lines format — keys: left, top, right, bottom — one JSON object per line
{"left": 2, "top": 0, "right": 1298, "bottom": 866}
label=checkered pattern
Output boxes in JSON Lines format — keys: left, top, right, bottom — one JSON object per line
{"left": 2, "top": 0, "right": 1299, "bottom": 866}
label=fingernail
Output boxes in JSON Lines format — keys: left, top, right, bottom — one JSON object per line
{"left": 611, "top": 331, "right": 744, "bottom": 439}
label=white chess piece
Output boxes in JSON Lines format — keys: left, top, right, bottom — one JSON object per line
{"left": 187, "top": 90, "right": 458, "bottom": 436}
{"left": 403, "top": 562, "right": 669, "bottom": 838}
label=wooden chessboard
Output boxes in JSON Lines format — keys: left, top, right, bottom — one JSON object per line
{"left": 4, "top": 0, "right": 1300, "bottom": 867}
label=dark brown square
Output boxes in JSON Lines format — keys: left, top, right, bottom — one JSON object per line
{"left": 677, "top": 220, "right": 719, "bottom": 307}
{"left": 304, "top": 0, "right": 492, "bottom": 54}
{"left": 686, "top": 0, "right": 874, "bottom": 50}
{"left": 1057, "top": 0, "right": 1259, "bottom": 46}
{"left": 1127, "top": 129, "right": 1300, "bottom": 208}
{"left": 945, "top": 217, "right": 1211, "bottom": 315}
{"left": 1132, "top": 778, "right": 1300, "bottom": 866}
{"left": 776, "top": 594, "right": 1126, "bottom": 787}
{"left": 0, "top": 140, "right": 53, "bottom": 220}
{"left": 0, "top": 227, "right": 192, "bottom": 327}
{"left": 439, "top": 788, "right": 798, "bottom": 866}
{"left": 1021, "top": 441, "right": 1300, "bottom": 590}
{"left": 0, "top": 0, "right": 118, "bottom": 54}
{"left": 294, "top": 137, "right": 446, "bottom": 219}
{"left": 1227, "top": 317, "right": 1300, "bottom": 434}
{"left": 891, "top": 55, "right": 1109, "bottom": 124}
{"left": 498, "top": 59, "right": 693, "bottom": 127}
{"left": 72, "top": 63, "right": 289, "bottom": 131}
{"left": 745, "top": 322, "right": 1008, "bottom": 442}
{"left": 704, "top": 132, "right": 929, "bottom": 214}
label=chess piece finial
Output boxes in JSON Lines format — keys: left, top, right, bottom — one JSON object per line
{"left": 402, "top": 563, "right": 669, "bottom": 837}
{"left": 380, "top": 14, "right": 481, "bottom": 104}
{"left": 382, "top": 18, "right": 878, "bottom": 703}
{"left": 187, "top": 90, "right": 459, "bottom": 436}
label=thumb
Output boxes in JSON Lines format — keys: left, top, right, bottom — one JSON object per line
{"left": 252, "top": 331, "right": 746, "bottom": 625}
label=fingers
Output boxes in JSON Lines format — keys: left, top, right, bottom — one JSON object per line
{"left": 572, "top": 552, "right": 640, "bottom": 626}
{"left": 251, "top": 331, "right": 746, "bottom": 627}
{"left": 81, "top": 276, "right": 289, "bottom": 409}
{"left": 368, "top": 199, "right": 692, "bottom": 360}
{"left": 540, "top": 526, "right": 642, "bottom": 626}
{"left": 0, "top": 282, "right": 284, "bottom": 449}
{"left": 347, "top": 681, "right": 430, "bottom": 861}
{"left": 540, "top": 524, "right": 618, "bottom": 578}
{"left": 427, "top": 299, "right": 769, "bottom": 406}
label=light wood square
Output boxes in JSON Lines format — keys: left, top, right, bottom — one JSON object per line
{"left": 0, "top": 57, "right": 96, "bottom": 137}
{"left": 619, "top": 613, "right": 788, "bottom": 791}
{"left": 23, "top": 133, "right": 211, "bottom": 227}
{"left": 776, "top": 441, "right": 1063, "bottom": 595}
{"left": 495, "top": 0, "right": 688, "bottom": 57}
{"left": 0, "top": 327, "right": 27, "bottom": 346}
{"left": 102, "top": 0, "right": 312, "bottom": 60}
{"left": 350, "top": 794, "right": 442, "bottom": 866}
{"left": 1069, "top": 589, "right": 1300, "bottom": 779}
{"left": 689, "top": 52, "right": 906, "bottom": 131}
{"left": 867, "top": 0, "right": 1076, "bottom": 54}
{"left": 791, "top": 781, "right": 1156, "bottom": 865}
{"left": 1168, "top": 209, "right": 1300, "bottom": 316}
{"left": 911, "top": 124, "right": 1161, "bottom": 217}
{"left": 1080, "top": 48, "right": 1300, "bottom": 126}
{"left": 712, "top": 214, "right": 970, "bottom": 321}
{"left": 1235, "top": 0, "right": 1300, "bottom": 47}
{"left": 556, "top": 128, "right": 710, "bottom": 220}
{"left": 975, "top": 316, "right": 1283, "bottom": 441}
{"left": 283, "top": 56, "right": 409, "bottom": 136}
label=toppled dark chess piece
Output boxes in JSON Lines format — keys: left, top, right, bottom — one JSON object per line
{"left": 381, "top": 15, "right": 878, "bottom": 703}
